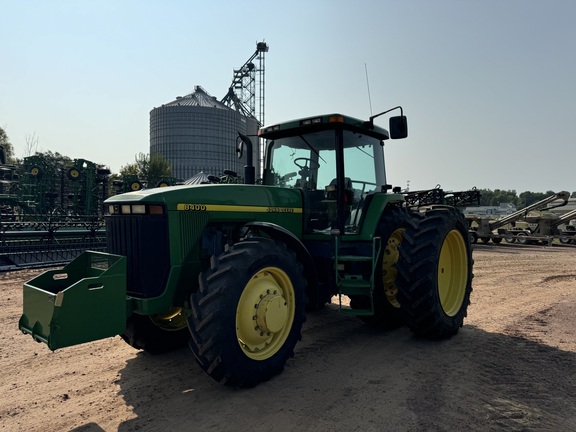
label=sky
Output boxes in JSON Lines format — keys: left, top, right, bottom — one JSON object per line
{"left": 1, "top": 0, "right": 575, "bottom": 194}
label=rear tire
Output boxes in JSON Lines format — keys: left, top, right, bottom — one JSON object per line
{"left": 350, "top": 206, "right": 413, "bottom": 328}
{"left": 189, "top": 238, "right": 307, "bottom": 387}
{"left": 396, "top": 207, "right": 473, "bottom": 339}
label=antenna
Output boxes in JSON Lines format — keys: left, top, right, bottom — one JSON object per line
{"left": 364, "top": 63, "right": 373, "bottom": 116}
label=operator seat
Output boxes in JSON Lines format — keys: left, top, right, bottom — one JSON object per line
{"left": 325, "top": 178, "right": 355, "bottom": 227}
{"left": 326, "top": 177, "right": 355, "bottom": 204}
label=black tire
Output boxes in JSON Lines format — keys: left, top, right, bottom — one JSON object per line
{"left": 30, "top": 165, "right": 43, "bottom": 178}
{"left": 469, "top": 231, "right": 478, "bottom": 244}
{"left": 67, "top": 167, "right": 80, "bottom": 181}
{"left": 189, "top": 238, "right": 307, "bottom": 387}
{"left": 350, "top": 206, "right": 413, "bottom": 328}
{"left": 396, "top": 207, "right": 473, "bottom": 339}
{"left": 121, "top": 308, "right": 190, "bottom": 354}
{"left": 492, "top": 237, "right": 503, "bottom": 244}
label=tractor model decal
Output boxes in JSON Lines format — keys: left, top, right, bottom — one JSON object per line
{"left": 177, "top": 203, "right": 302, "bottom": 213}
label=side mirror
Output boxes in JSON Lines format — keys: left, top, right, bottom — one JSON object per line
{"left": 389, "top": 116, "right": 408, "bottom": 139}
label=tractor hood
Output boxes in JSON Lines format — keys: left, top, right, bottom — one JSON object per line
{"left": 104, "top": 184, "right": 304, "bottom": 214}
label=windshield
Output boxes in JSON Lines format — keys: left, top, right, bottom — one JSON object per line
{"left": 267, "top": 130, "right": 381, "bottom": 193}
{"left": 265, "top": 129, "right": 384, "bottom": 234}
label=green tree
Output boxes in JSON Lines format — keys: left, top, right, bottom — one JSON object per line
{"left": 120, "top": 153, "right": 172, "bottom": 187}
{"left": 477, "top": 188, "right": 494, "bottom": 206}
{"left": 489, "top": 189, "right": 518, "bottom": 207}
{"left": 518, "top": 191, "right": 554, "bottom": 208}
{"left": 0, "top": 127, "right": 15, "bottom": 164}
{"left": 147, "top": 153, "right": 172, "bottom": 187}
{"left": 36, "top": 150, "right": 73, "bottom": 169}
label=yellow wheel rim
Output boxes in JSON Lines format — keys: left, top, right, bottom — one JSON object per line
{"left": 236, "top": 267, "right": 295, "bottom": 361}
{"left": 131, "top": 182, "right": 141, "bottom": 191}
{"left": 70, "top": 169, "right": 79, "bottom": 178}
{"left": 149, "top": 307, "right": 188, "bottom": 331}
{"left": 382, "top": 228, "right": 404, "bottom": 308}
{"left": 31, "top": 167, "right": 39, "bottom": 176}
{"left": 438, "top": 230, "right": 468, "bottom": 317}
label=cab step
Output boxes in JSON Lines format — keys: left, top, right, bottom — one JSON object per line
{"left": 337, "top": 255, "right": 373, "bottom": 263}
{"left": 339, "top": 275, "right": 372, "bottom": 295}
{"left": 333, "top": 236, "right": 381, "bottom": 317}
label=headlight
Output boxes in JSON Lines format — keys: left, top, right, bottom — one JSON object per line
{"left": 108, "top": 204, "right": 165, "bottom": 215}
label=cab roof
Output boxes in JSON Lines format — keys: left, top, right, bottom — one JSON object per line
{"left": 258, "top": 113, "right": 390, "bottom": 141}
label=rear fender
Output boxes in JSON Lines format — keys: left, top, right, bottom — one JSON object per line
{"left": 358, "top": 193, "right": 405, "bottom": 237}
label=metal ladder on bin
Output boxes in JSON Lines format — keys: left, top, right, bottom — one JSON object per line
{"left": 334, "top": 236, "right": 382, "bottom": 316}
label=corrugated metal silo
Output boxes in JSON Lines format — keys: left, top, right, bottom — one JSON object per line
{"left": 150, "top": 86, "right": 259, "bottom": 182}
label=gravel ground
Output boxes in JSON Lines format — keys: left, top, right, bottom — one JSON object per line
{"left": 1, "top": 243, "right": 575, "bottom": 432}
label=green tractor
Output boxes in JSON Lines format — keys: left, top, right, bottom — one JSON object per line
{"left": 20, "top": 108, "right": 473, "bottom": 387}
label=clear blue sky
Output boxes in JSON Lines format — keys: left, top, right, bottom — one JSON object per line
{"left": 2, "top": 0, "right": 575, "bottom": 194}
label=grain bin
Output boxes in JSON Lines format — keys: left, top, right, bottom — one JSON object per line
{"left": 150, "top": 86, "right": 259, "bottom": 182}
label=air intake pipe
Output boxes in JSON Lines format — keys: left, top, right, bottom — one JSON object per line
{"left": 237, "top": 132, "right": 256, "bottom": 185}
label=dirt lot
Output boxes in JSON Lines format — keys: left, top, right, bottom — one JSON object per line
{"left": 1, "top": 243, "right": 575, "bottom": 432}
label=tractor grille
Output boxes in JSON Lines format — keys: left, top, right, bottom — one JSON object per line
{"left": 106, "top": 214, "right": 170, "bottom": 298}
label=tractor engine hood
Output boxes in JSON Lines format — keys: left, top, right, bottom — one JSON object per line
{"left": 104, "top": 184, "right": 304, "bottom": 215}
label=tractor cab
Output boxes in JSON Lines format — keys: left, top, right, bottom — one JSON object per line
{"left": 260, "top": 113, "right": 406, "bottom": 234}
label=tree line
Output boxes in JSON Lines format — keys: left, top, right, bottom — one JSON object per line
{"left": 0, "top": 126, "right": 171, "bottom": 186}
{"left": 476, "top": 189, "right": 576, "bottom": 209}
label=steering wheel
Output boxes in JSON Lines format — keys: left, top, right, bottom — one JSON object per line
{"left": 294, "top": 157, "right": 320, "bottom": 170}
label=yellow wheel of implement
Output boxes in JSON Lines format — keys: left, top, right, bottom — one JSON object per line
{"left": 67, "top": 167, "right": 80, "bottom": 181}
{"left": 438, "top": 229, "right": 468, "bottom": 317}
{"left": 236, "top": 267, "right": 295, "bottom": 360}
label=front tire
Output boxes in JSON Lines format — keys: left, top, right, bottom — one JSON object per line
{"left": 189, "top": 238, "right": 307, "bottom": 387}
{"left": 396, "top": 207, "right": 473, "bottom": 339}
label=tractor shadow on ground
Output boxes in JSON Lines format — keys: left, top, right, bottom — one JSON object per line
{"left": 115, "top": 306, "right": 576, "bottom": 432}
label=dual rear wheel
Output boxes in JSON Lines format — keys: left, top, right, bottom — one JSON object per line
{"left": 396, "top": 207, "right": 473, "bottom": 338}
{"left": 354, "top": 206, "right": 473, "bottom": 338}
